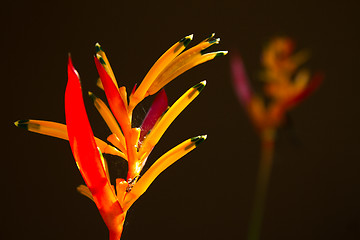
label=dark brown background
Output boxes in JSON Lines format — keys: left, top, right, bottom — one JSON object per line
{"left": 3, "top": 0, "right": 360, "bottom": 239}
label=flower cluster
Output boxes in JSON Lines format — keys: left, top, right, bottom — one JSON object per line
{"left": 15, "top": 34, "right": 226, "bottom": 240}
{"left": 231, "top": 37, "right": 323, "bottom": 240}
{"left": 231, "top": 37, "right": 323, "bottom": 134}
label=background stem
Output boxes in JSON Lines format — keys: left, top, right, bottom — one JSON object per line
{"left": 247, "top": 128, "right": 276, "bottom": 240}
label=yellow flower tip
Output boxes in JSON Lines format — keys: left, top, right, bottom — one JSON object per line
{"left": 204, "top": 33, "right": 216, "bottom": 41}
{"left": 192, "top": 80, "right": 206, "bottom": 92}
{"left": 179, "top": 34, "right": 194, "bottom": 47}
{"left": 210, "top": 38, "right": 221, "bottom": 45}
{"left": 191, "top": 134, "right": 207, "bottom": 146}
{"left": 199, "top": 38, "right": 222, "bottom": 56}
{"left": 96, "top": 53, "right": 106, "bottom": 65}
{"left": 88, "top": 91, "right": 99, "bottom": 104}
{"left": 95, "top": 42, "right": 103, "bottom": 53}
{"left": 203, "top": 32, "right": 220, "bottom": 44}
{"left": 200, "top": 134, "right": 208, "bottom": 143}
{"left": 214, "top": 51, "right": 228, "bottom": 58}
{"left": 14, "top": 119, "right": 29, "bottom": 130}
{"left": 88, "top": 91, "right": 97, "bottom": 103}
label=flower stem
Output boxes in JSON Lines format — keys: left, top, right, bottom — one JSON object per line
{"left": 247, "top": 128, "right": 276, "bottom": 240}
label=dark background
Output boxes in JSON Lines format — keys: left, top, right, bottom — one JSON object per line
{"left": 3, "top": 0, "right": 360, "bottom": 239}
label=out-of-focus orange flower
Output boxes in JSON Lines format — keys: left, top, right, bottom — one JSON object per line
{"left": 231, "top": 37, "right": 323, "bottom": 133}
{"left": 231, "top": 37, "right": 323, "bottom": 240}
{"left": 15, "top": 34, "right": 227, "bottom": 240}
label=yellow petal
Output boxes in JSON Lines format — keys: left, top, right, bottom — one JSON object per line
{"left": 129, "top": 34, "right": 193, "bottom": 111}
{"left": 138, "top": 81, "right": 206, "bottom": 160}
{"left": 107, "top": 133, "right": 127, "bottom": 157}
{"left": 89, "top": 92, "right": 126, "bottom": 150}
{"left": 15, "top": 119, "right": 68, "bottom": 140}
{"left": 147, "top": 34, "right": 223, "bottom": 95}
{"left": 148, "top": 50, "right": 227, "bottom": 95}
{"left": 119, "top": 86, "right": 128, "bottom": 111}
{"left": 77, "top": 184, "right": 95, "bottom": 202}
{"left": 14, "top": 119, "right": 122, "bottom": 157}
{"left": 123, "top": 135, "right": 207, "bottom": 211}
{"left": 293, "top": 69, "right": 310, "bottom": 93}
{"left": 96, "top": 77, "right": 104, "bottom": 90}
{"left": 126, "top": 128, "right": 142, "bottom": 179}
{"left": 116, "top": 178, "right": 128, "bottom": 204}
{"left": 103, "top": 144, "right": 127, "bottom": 160}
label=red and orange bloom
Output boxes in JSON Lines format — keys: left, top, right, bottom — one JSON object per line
{"left": 231, "top": 37, "right": 323, "bottom": 240}
{"left": 15, "top": 34, "right": 227, "bottom": 240}
{"left": 231, "top": 37, "right": 323, "bottom": 134}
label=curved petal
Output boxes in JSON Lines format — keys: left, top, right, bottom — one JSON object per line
{"left": 89, "top": 92, "right": 126, "bottom": 152}
{"left": 129, "top": 34, "right": 193, "bottom": 110}
{"left": 14, "top": 119, "right": 123, "bottom": 158}
{"left": 94, "top": 56, "right": 131, "bottom": 133}
{"left": 138, "top": 81, "right": 206, "bottom": 160}
{"left": 147, "top": 34, "right": 225, "bottom": 95}
{"left": 123, "top": 135, "right": 207, "bottom": 211}
{"left": 66, "top": 56, "right": 124, "bottom": 235}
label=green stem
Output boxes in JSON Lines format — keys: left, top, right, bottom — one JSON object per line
{"left": 247, "top": 128, "right": 276, "bottom": 240}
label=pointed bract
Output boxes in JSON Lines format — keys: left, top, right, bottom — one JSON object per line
{"left": 66, "top": 56, "right": 124, "bottom": 236}
{"left": 94, "top": 56, "right": 130, "bottom": 132}
{"left": 230, "top": 52, "right": 252, "bottom": 106}
{"left": 140, "top": 89, "right": 168, "bottom": 142}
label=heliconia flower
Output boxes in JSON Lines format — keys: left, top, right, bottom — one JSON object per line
{"left": 231, "top": 37, "right": 323, "bottom": 132}
{"left": 15, "top": 34, "right": 227, "bottom": 240}
{"left": 231, "top": 37, "right": 323, "bottom": 240}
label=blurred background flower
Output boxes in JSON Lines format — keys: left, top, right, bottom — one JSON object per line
{"left": 231, "top": 37, "right": 323, "bottom": 240}
{"left": 4, "top": 0, "right": 360, "bottom": 240}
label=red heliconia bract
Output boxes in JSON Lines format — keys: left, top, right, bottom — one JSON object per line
{"left": 140, "top": 89, "right": 168, "bottom": 142}
{"left": 66, "top": 56, "right": 125, "bottom": 240}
